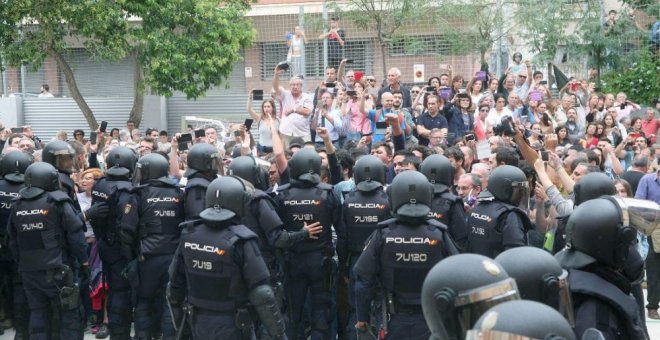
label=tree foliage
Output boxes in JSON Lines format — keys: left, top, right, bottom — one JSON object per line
{"left": 0, "top": 0, "right": 255, "bottom": 129}
{"left": 601, "top": 51, "right": 659, "bottom": 106}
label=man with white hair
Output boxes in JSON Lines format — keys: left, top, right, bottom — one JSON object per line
{"left": 376, "top": 67, "right": 411, "bottom": 110}
{"left": 273, "top": 66, "right": 313, "bottom": 147}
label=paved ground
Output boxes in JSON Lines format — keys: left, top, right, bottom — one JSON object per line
{"left": 2, "top": 290, "right": 660, "bottom": 339}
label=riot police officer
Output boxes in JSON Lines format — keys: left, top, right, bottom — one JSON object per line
{"left": 183, "top": 143, "right": 221, "bottom": 220}
{"left": 89, "top": 146, "right": 138, "bottom": 340}
{"left": 8, "top": 162, "right": 88, "bottom": 340}
{"left": 466, "top": 165, "right": 532, "bottom": 258}
{"left": 167, "top": 176, "right": 287, "bottom": 339}
{"left": 42, "top": 140, "right": 80, "bottom": 210}
{"left": 550, "top": 172, "right": 615, "bottom": 254}
{"left": 274, "top": 149, "right": 340, "bottom": 339}
{"left": 421, "top": 253, "right": 520, "bottom": 340}
{"left": 229, "top": 156, "right": 320, "bottom": 278}
{"left": 494, "top": 246, "right": 574, "bottom": 324}
{"left": 336, "top": 155, "right": 391, "bottom": 339}
{"left": 419, "top": 155, "right": 468, "bottom": 251}
{"left": 0, "top": 151, "right": 32, "bottom": 338}
{"left": 120, "top": 153, "right": 184, "bottom": 340}
{"left": 554, "top": 197, "right": 658, "bottom": 339}
{"left": 353, "top": 171, "right": 459, "bottom": 339}
{"left": 466, "top": 300, "right": 576, "bottom": 340}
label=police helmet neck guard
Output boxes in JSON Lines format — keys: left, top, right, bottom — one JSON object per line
{"left": 573, "top": 172, "right": 614, "bottom": 206}
{"left": 420, "top": 154, "right": 453, "bottom": 194}
{"left": 228, "top": 156, "right": 261, "bottom": 187}
{"left": 200, "top": 176, "right": 254, "bottom": 224}
{"left": 387, "top": 171, "right": 433, "bottom": 219}
{"left": 185, "top": 143, "right": 220, "bottom": 178}
{"left": 105, "top": 146, "right": 137, "bottom": 179}
{"left": 354, "top": 155, "right": 386, "bottom": 192}
{"left": 135, "top": 153, "right": 169, "bottom": 185}
{"left": 20, "top": 162, "right": 61, "bottom": 199}
{"left": 289, "top": 149, "right": 322, "bottom": 185}
{"left": 0, "top": 151, "right": 33, "bottom": 183}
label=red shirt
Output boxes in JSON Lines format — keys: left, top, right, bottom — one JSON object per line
{"left": 642, "top": 118, "right": 660, "bottom": 144}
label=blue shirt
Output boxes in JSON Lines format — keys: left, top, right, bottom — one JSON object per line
{"left": 367, "top": 108, "right": 406, "bottom": 143}
{"left": 635, "top": 171, "right": 660, "bottom": 204}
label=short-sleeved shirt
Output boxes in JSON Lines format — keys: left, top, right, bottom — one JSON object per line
{"left": 417, "top": 110, "right": 449, "bottom": 146}
{"left": 278, "top": 90, "right": 313, "bottom": 137}
{"left": 367, "top": 108, "right": 406, "bottom": 143}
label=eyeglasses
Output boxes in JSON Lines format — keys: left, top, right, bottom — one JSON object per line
{"left": 411, "top": 91, "right": 420, "bottom": 94}
{"left": 518, "top": 75, "right": 527, "bottom": 78}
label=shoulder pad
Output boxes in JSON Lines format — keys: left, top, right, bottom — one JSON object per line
{"left": 276, "top": 184, "right": 291, "bottom": 192}
{"left": 179, "top": 219, "right": 204, "bottom": 231}
{"left": 441, "top": 192, "right": 463, "bottom": 204}
{"left": 115, "top": 181, "right": 133, "bottom": 192}
{"left": 185, "top": 177, "right": 210, "bottom": 190}
{"left": 253, "top": 190, "right": 271, "bottom": 200}
{"left": 228, "top": 225, "right": 258, "bottom": 240}
{"left": 427, "top": 219, "right": 448, "bottom": 231}
{"left": 377, "top": 217, "right": 398, "bottom": 228}
{"left": 317, "top": 183, "right": 333, "bottom": 191}
{"left": 130, "top": 184, "right": 149, "bottom": 194}
{"left": 49, "top": 190, "right": 73, "bottom": 203}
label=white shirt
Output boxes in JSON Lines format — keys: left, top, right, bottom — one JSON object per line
{"left": 486, "top": 107, "right": 513, "bottom": 127}
{"left": 315, "top": 107, "right": 343, "bottom": 142}
{"left": 278, "top": 90, "right": 313, "bottom": 137}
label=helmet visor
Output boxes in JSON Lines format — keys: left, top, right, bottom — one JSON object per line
{"left": 510, "top": 181, "right": 530, "bottom": 211}
{"left": 556, "top": 270, "right": 575, "bottom": 327}
{"left": 53, "top": 152, "right": 76, "bottom": 174}
{"left": 454, "top": 278, "right": 521, "bottom": 338}
{"left": 608, "top": 196, "right": 659, "bottom": 236}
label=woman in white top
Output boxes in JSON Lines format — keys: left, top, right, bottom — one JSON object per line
{"left": 466, "top": 77, "right": 484, "bottom": 109}
{"left": 247, "top": 91, "right": 279, "bottom": 155}
{"left": 486, "top": 93, "right": 513, "bottom": 127}
{"left": 287, "top": 26, "right": 308, "bottom": 76}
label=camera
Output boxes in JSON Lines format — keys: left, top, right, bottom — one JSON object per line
{"left": 492, "top": 116, "right": 517, "bottom": 137}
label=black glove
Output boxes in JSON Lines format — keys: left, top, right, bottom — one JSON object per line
{"left": 85, "top": 202, "right": 109, "bottom": 221}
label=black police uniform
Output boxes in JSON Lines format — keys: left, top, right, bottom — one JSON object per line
{"left": 183, "top": 175, "right": 211, "bottom": 221}
{"left": 8, "top": 189, "right": 87, "bottom": 339}
{"left": 121, "top": 179, "right": 184, "bottom": 340}
{"left": 467, "top": 199, "right": 530, "bottom": 258}
{"left": 337, "top": 188, "right": 390, "bottom": 338}
{"left": 169, "top": 223, "right": 271, "bottom": 339}
{"left": 428, "top": 191, "right": 467, "bottom": 251}
{"left": 353, "top": 218, "right": 459, "bottom": 339}
{"left": 90, "top": 176, "right": 134, "bottom": 338}
{"left": 275, "top": 181, "right": 340, "bottom": 339}
{"left": 568, "top": 268, "right": 646, "bottom": 340}
{"left": 0, "top": 177, "right": 28, "bottom": 337}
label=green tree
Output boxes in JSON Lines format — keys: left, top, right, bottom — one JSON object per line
{"left": 601, "top": 51, "right": 659, "bottom": 105}
{"left": 328, "top": 0, "right": 435, "bottom": 78}
{"left": 0, "top": 0, "right": 255, "bottom": 129}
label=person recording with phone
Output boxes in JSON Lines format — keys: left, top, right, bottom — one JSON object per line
{"left": 247, "top": 88, "right": 279, "bottom": 155}
{"left": 312, "top": 91, "right": 343, "bottom": 148}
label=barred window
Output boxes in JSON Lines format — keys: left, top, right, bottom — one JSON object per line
{"left": 388, "top": 35, "right": 451, "bottom": 56}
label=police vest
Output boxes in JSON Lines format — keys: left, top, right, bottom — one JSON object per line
{"left": 552, "top": 215, "right": 569, "bottom": 255}
{"left": 343, "top": 189, "right": 390, "bottom": 253}
{"left": 277, "top": 183, "right": 334, "bottom": 253}
{"left": 181, "top": 224, "right": 256, "bottom": 312}
{"left": 467, "top": 201, "right": 527, "bottom": 258}
{"left": 569, "top": 269, "right": 646, "bottom": 340}
{"left": 0, "top": 179, "right": 23, "bottom": 237}
{"left": 91, "top": 177, "right": 132, "bottom": 241}
{"left": 12, "top": 191, "right": 72, "bottom": 271}
{"left": 379, "top": 219, "right": 451, "bottom": 305}
{"left": 137, "top": 184, "right": 184, "bottom": 255}
{"left": 184, "top": 176, "right": 211, "bottom": 221}
{"left": 428, "top": 192, "right": 460, "bottom": 225}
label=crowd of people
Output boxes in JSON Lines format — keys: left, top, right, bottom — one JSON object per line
{"left": 0, "top": 53, "right": 658, "bottom": 340}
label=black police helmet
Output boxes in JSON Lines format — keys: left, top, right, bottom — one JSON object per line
{"left": 495, "top": 247, "right": 567, "bottom": 310}
{"left": 468, "top": 300, "right": 576, "bottom": 340}
{"left": 556, "top": 198, "right": 637, "bottom": 270}
{"left": 42, "top": 140, "right": 76, "bottom": 174}
{"left": 135, "top": 153, "right": 170, "bottom": 183}
{"left": 353, "top": 155, "right": 386, "bottom": 192}
{"left": 387, "top": 171, "right": 433, "bottom": 219}
{"left": 419, "top": 154, "right": 453, "bottom": 194}
{"left": 20, "top": 162, "right": 60, "bottom": 199}
{"left": 0, "top": 151, "right": 33, "bottom": 183}
{"left": 228, "top": 156, "right": 261, "bottom": 187}
{"left": 573, "top": 172, "right": 614, "bottom": 206}
{"left": 422, "top": 254, "right": 519, "bottom": 340}
{"left": 487, "top": 165, "right": 528, "bottom": 205}
{"left": 185, "top": 143, "right": 220, "bottom": 178}
{"left": 289, "top": 148, "right": 321, "bottom": 184}
{"left": 200, "top": 176, "right": 254, "bottom": 223}
{"left": 105, "top": 146, "right": 138, "bottom": 178}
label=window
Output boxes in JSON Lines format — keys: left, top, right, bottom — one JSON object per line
{"left": 388, "top": 35, "right": 451, "bottom": 56}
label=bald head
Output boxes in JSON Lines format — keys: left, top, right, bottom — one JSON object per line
{"left": 381, "top": 92, "right": 394, "bottom": 109}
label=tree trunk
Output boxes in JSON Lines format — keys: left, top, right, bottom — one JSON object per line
{"left": 47, "top": 47, "right": 99, "bottom": 130}
{"left": 129, "top": 50, "right": 145, "bottom": 128}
